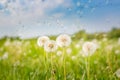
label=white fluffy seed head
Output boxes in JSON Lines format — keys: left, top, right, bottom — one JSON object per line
{"left": 71, "top": 56, "right": 76, "bottom": 60}
{"left": 115, "top": 69, "right": 120, "bottom": 78}
{"left": 56, "top": 51, "right": 62, "bottom": 56}
{"left": 2, "top": 52, "right": 8, "bottom": 60}
{"left": 37, "top": 36, "right": 49, "bottom": 47}
{"left": 66, "top": 48, "right": 72, "bottom": 55}
{"left": 56, "top": 34, "right": 71, "bottom": 47}
{"left": 82, "top": 41, "right": 97, "bottom": 57}
{"left": 44, "top": 40, "right": 58, "bottom": 53}
{"left": 118, "top": 38, "right": 120, "bottom": 45}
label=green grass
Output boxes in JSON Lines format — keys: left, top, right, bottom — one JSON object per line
{"left": 0, "top": 38, "right": 120, "bottom": 80}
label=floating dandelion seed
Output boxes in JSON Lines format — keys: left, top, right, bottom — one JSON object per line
{"left": 82, "top": 42, "right": 97, "bottom": 57}
{"left": 44, "top": 40, "right": 58, "bottom": 53}
{"left": 102, "top": 38, "right": 108, "bottom": 42}
{"left": 37, "top": 36, "right": 49, "bottom": 47}
{"left": 56, "top": 34, "right": 71, "bottom": 47}
{"left": 115, "top": 69, "right": 120, "bottom": 78}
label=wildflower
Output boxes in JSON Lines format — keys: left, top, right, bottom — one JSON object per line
{"left": 82, "top": 42, "right": 97, "bottom": 56}
{"left": 57, "top": 51, "right": 62, "bottom": 56}
{"left": 56, "top": 34, "right": 71, "bottom": 47}
{"left": 2, "top": 52, "right": 8, "bottom": 60}
{"left": 115, "top": 50, "right": 120, "bottom": 54}
{"left": 71, "top": 56, "right": 76, "bottom": 60}
{"left": 66, "top": 48, "right": 72, "bottom": 55}
{"left": 115, "top": 69, "right": 120, "bottom": 78}
{"left": 118, "top": 38, "right": 120, "bottom": 45}
{"left": 44, "top": 40, "right": 58, "bottom": 52}
{"left": 75, "top": 44, "right": 80, "bottom": 48}
{"left": 102, "top": 38, "right": 107, "bottom": 42}
{"left": 37, "top": 36, "right": 49, "bottom": 47}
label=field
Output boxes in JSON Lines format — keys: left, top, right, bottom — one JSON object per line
{"left": 0, "top": 36, "right": 120, "bottom": 80}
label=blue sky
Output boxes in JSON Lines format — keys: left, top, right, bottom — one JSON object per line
{"left": 0, "top": 0, "right": 120, "bottom": 38}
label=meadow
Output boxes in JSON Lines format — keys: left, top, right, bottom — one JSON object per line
{"left": 0, "top": 32, "right": 120, "bottom": 80}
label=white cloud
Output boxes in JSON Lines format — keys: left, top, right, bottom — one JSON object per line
{"left": 0, "top": 0, "right": 72, "bottom": 27}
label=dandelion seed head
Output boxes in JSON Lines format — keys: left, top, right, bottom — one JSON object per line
{"left": 4, "top": 39, "right": 10, "bottom": 46}
{"left": 44, "top": 40, "right": 58, "bottom": 52}
{"left": 2, "top": 52, "right": 8, "bottom": 60}
{"left": 66, "top": 48, "right": 72, "bottom": 55}
{"left": 75, "top": 44, "right": 80, "bottom": 48}
{"left": 102, "top": 38, "right": 107, "bottom": 42}
{"left": 82, "top": 42, "right": 97, "bottom": 56}
{"left": 71, "top": 56, "right": 76, "bottom": 60}
{"left": 56, "top": 34, "right": 71, "bottom": 47}
{"left": 115, "top": 50, "right": 120, "bottom": 54}
{"left": 115, "top": 69, "right": 120, "bottom": 78}
{"left": 37, "top": 36, "right": 49, "bottom": 47}
{"left": 57, "top": 51, "right": 62, "bottom": 56}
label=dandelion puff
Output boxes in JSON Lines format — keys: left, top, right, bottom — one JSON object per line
{"left": 71, "top": 56, "right": 76, "bottom": 60}
{"left": 102, "top": 38, "right": 107, "bottom": 42}
{"left": 56, "top": 34, "right": 71, "bottom": 47}
{"left": 115, "top": 50, "right": 120, "bottom": 54}
{"left": 4, "top": 39, "right": 10, "bottom": 46}
{"left": 37, "top": 36, "right": 49, "bottom": 47}
{"left": 75, "top": 44, "right": 80, "bottom": 49}
{"left": 44, "top": 40, "right": 58, "bottom": 53}
{"left": 2, "top": 52, "right": 8, "bottom": 60}
{"left": 66, "top": 48, "right": 72, "bottom": 55}
{"left": 13, "top": 61, "right": 20, "bottom": 67}
{"left": 115, "top": 69, "right": 120, "bottom": 78}
{"left": 57, "top": 51, "right": 62, "bottom": 56}
{"left": 82, "top": 42, "right": 97, "bottom": 57}
{"left": 118, "top": 38, "right": 120, "bottom": 45}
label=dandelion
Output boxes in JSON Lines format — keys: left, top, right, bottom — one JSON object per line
{"left": 75, "top": 44, "right": 80, "bottom": 49}
{"left": 82, "top": 41, "right": 97, "bottom": 80}
{"left": 37, "top": 36, "right": 49, "bottom": 47}
{"left": 44, "top": 40, "right": 58, "bottom": 53}
{"left": 4, "top": 39, "right": 10, "bottom": 46}
{"left": 57, "top": 51, "right": 62, "bottom": 56}
{"left": 13, "top": 61, "right": 20, "bottom": 67}
{"left": 115, "top": 50, "right": 120, "bottom": 54}
{"left": 66, "top": 48, "right": 72, "bottom": 55}
{"left": 102, "top": 38, "right": 107, "bottom": 42}
{"left": 118, "top": 38, "right": 120, "bottom": 45}
{"left": 115, "top": 69, "right": 120, "bottom": 78}
{"left": 56, "top": 34, "right": 71, "bottom": 47}
{"left": 82, "top": 42, "right": 97, "bottom": 56}
{"left": 71, "top": 56, "right": 76, "bottom": 60}
{"left": 56, "top": 34, "right": 72, "bottom": 80}
{"left": 44, "top": 40, "right": 58, "bottom": 79}
{"left": 2, "top": 52, "right": 8, "bottom": 60}
{"left": 105, "top": 45, "right": 113, "bottom": 51}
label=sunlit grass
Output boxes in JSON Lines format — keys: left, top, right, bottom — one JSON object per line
{"left": 0, "top": 37, "right": 120, "bottom": 80}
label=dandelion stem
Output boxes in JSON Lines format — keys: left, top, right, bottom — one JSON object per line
{"left": 85, "top": 55, "right": 90, "bottom": 80}
{"left": 50, "top": 53, "right": 55, "bottom": 80}
{"left": 44, "top": 50, "right": 48, "bottom": 80}
{"left": 51, "top": 53, "right": 53, "bottom": 78}
{"left": 63, "top": 48, "right": 66, "bottom": 80}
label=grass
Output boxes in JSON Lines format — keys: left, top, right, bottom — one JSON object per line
{"left": 0, "top": 38, "right": 120, "bottom": 80}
